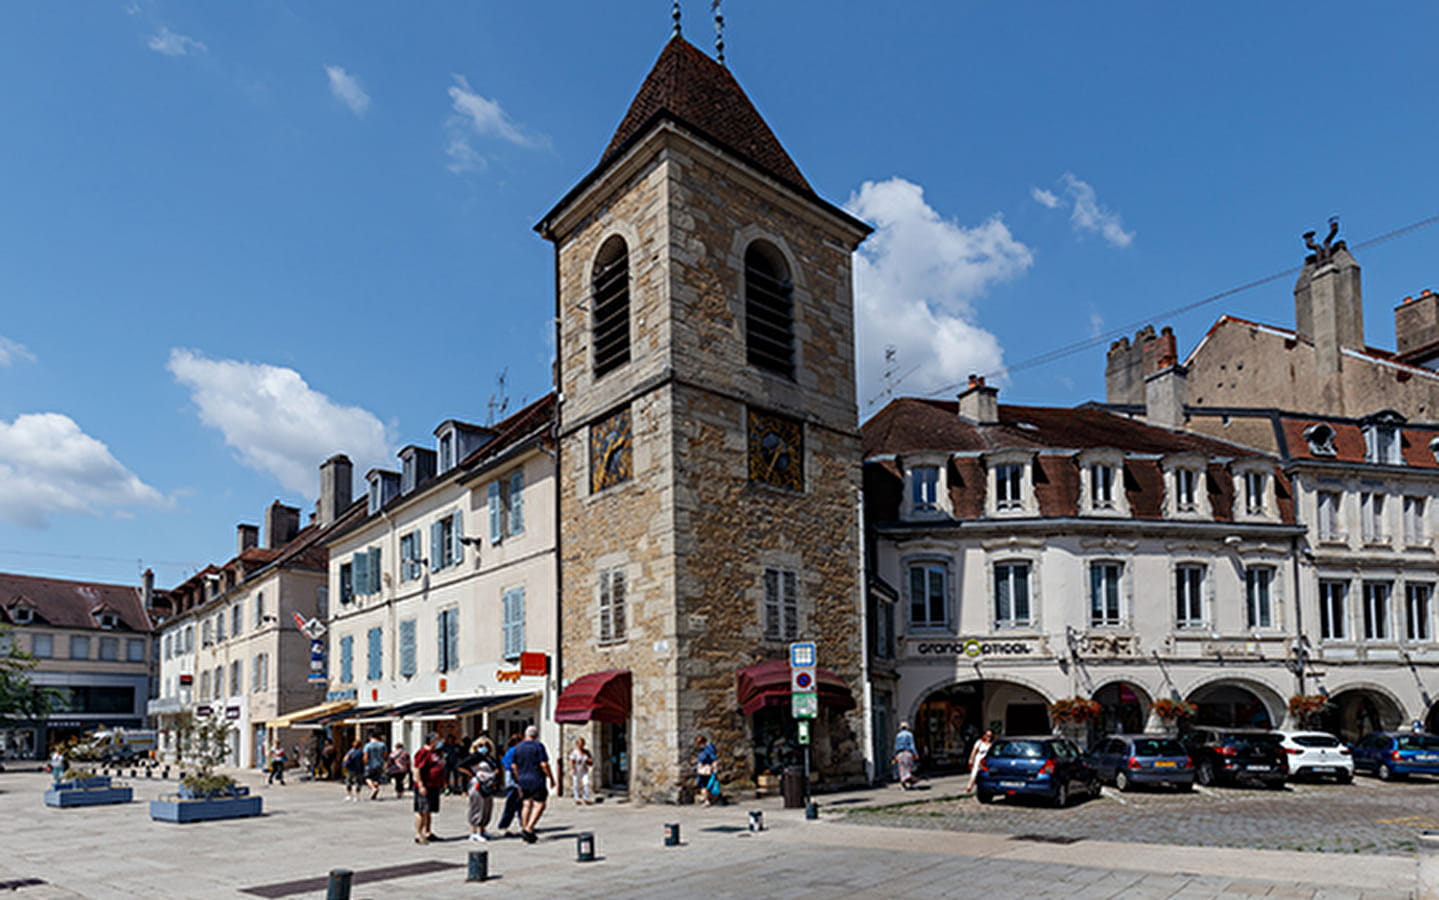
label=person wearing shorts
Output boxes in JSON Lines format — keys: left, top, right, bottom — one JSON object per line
{"left": 509, "top": 725, "right": 555, "bottom": 844}
{"left": 342, "top": 739, "right": 365, "bottom": 801}
{"left": 411, "top": 732, "right": 447, "bottom": 844}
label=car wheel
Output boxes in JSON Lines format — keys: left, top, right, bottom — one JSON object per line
{"left": 1053, "top": 783, "right": 1069, "bottom": 808}
{"left": 1115, "top": 771, "right": 1131, "bottom": 793}
{"left": 1196, "top": 761, "right": 1214, "bottom": 786}
{"left": 1378, "top": 763, "right": 1394, "bottom": 782}
{"left": 977, "top": 791, "right": 995, "bottom": 805}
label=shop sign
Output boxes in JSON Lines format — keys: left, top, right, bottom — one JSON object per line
{"left": 225, "top": 706, "right": 241, "bottom": 720}
{"left": 178, "top": 674, "right": 193, "bottom": 686}
{"left": 520, "top": 652, "right": 548, "bottom": 677}
{"left": 905, "top": 638, "right": 1035, "bottom": 659}
{"left": 195, "top": 705, "right": 213, "bottom": 718}
{"left": 307, "top": 639, "right": 327, "bottom": 684}
{"left": 326, "top": 688, "right": 357, "bottom": 702}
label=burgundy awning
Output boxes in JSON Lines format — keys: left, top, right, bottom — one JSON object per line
{"left": 555, "top": 669, "right": 632, "bottom": 724}
{"left": 736, "top": 659, "right": 856, "bottom": 717}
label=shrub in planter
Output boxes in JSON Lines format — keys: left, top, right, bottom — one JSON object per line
{"left": 1049, "top": 697, "right": 1103, "bottom": 725}
{"left": 1287, "top": 694, "right": 1330, "bottom": 728}
{"left": 150, "top": 714, "right": 260, "bottom": 823}
{"left": 1151, "top": 698, "right": 1198, "bottom": 724}
{"left": 45, "top": 765, "right": 132, "bottom": 807}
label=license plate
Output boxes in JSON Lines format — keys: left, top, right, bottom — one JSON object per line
{"left": 1310, "top": 766, "right": 1334, "bottom": 773}
{"left": 1245, "top": 765, "right": 1270, "bottom": 771}
{"left": 1000, "top": 781, "right": 1025, "bottom": 788}
{"left": 1154, "top": 761, "right": 1176, "bottom": 768}
{"left": 1418, "top": 755, "right": 1439, "bottom": 762}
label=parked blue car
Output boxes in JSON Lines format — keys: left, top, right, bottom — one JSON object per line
{"left": 1351, "top": 731, "right": 1439, "bottom": 781}
{"left": 975, "top": 736, "right": 1099, "bottom": 807}
{"left": 1086, "top": 734, "right": 1194, "bottom": 791}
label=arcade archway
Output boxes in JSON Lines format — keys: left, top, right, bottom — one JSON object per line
{"left": 1093, "top": 681, "right": 1152, "bottom": 736}
{"left": 912, "top": 679, "right": 1052, "bottom": 771}
{"left": 1187, "top": 680, "right": 1280, "bottom": 728}
{"left": 1319, "top": 688, "right": 1403, "bottom": 743}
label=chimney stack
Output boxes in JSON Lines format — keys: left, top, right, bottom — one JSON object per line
{"left": 237, "top": 523, "right": 259, "bottom": 555}
{"left": 264, "top": 501, "right": 301, "bottom": 549}
{"left": 1145, "top": 362, "right": 1188, "bottom": 429}
{"left": 142, "top": 568, "right": 154, "bottom": 609}
{"left": 319, "top": 454, "right": 354, "bottom": 528}
{"left": 958, "top": 374, "right": 999, "bottom": 425}
{"left": 1294, "top": 222, "right": 1363, "bottom": 379}
{"left": 1395, "top": 288, "right": 1439, "bottom": 367}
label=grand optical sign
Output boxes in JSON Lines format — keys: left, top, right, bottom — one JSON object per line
{"left": 905, "top": 638, "right": 1037, "bottom": 659}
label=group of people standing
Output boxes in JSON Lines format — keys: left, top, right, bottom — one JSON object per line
{"left": 891, "top": 722, "right": 994, "bottom": 795}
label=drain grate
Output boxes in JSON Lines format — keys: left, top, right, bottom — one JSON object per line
{"left": 1010, "top": 833, "right": 1084, "bottom": 845}
{"left": 0, "top": 879, "right": 47, "bottom": 892}
{"left": 241, "top": 861, "right": 463, "bottom": 898}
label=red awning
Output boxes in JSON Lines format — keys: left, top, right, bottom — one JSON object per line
{"left": 555, "top": 669, "right": 632, "bottom": 724}
{"left": 736, "top": 659, "right": 856, "bottom": 717}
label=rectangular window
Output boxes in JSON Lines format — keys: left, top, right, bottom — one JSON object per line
{"left": 763, "top": 568, "right": 798, "bottom": 641}
{"left": 430, "top": 511, "right": 464, "bottom": 571}
{"left": 127, "top": 638, "right": 145, "bottom": 662}
{"left": 908, "top": 563, "right": 948, "bottom": 629}
{"left": 199, "top": 670, "right": 210, "bottom": 699}
{"left": 70, "top": 636, "right": 90, "bottom": 659}
{"left": 1319, "top": 580, "right": 1347, "bottom": 640}
{"left": 1246, "top": 567, "right": 1274, "bottom": 629}
{"left": 507, "top": 471, "right": 525, "bottom": 536}
{"left": 1244, "top": 471, "right": 1266, "bottom": 515}
{"left": 251, "top": 654, "right": 261, "bottom": 692}
{"left": 339, "top": 563, "right": 354, "bottom": 605}
{"left": 1091, "top": 465, "right": 1115, "bottom": 509}
{"left": 258, "top": 654, "right": 269, "bottom": 692}
{"left": 436, "top": 608, "right": 459, "bottom": 673}
{"left": 184, "top": 625, "right": 193, "bottom": 652}
{"left": 31, "top": 633, "right": 53, "bottom": 658}
{"left": 994, "top": 562, "right": 1031, "bottom": 628}
{"left": 215, "top": 612, "right": 226, "bottom": 642}
{"left": 1317, "top": 491, "right": 1342, "bottom": 540}
{"left": 1363, "top": 581, "right": 1391, "bottom": 640}
{"left": 399, "top": 619, "right": 417, "bottom": 677}
{"left": 502, "top": 587, "right": 526, "bottom": 660}
{"left": 367, "top": 627, "right": 383, "bottom": 680}
{"left": 600, "top": 568, "right": 628, "bottom": 644}
{"left": 401, "top": 532, "right": 422, "bottom": 581}
{"left": 202, "top": 619, "right": 212, "bottom": 646}
{"left": 995, "top": 464, "right": 1023, "bottom": 510}
{"left": 229, "top": 660, "right": 241, "bottom": 695}
{"left": 1175, "top": 469, "right": 1198, "bottom": 512}
{"left": 232, "top": 602, "right": 242, "bottom": 636}
{"left": 439, "top": 432, "right": 455, "bottom": 473}
{"left": 488, "top": 481, "right": 503, "bottom": 543}
{"left": 1362, "top": 493, "right": 1386, "bottom": 543}
{"left": 98, "top": 637, "right": 119, "bottom": 661}
{"left": 339, "top": 636, "right": 354, "bottom": 684}
{"left": 1365, "top": 425, "right": 1400, "bottom": 464}
{"left": 255, "top": 591, "right": 266, "bottom": 628}
{"left": 1175, "top": 564, "right": 1205, "bottom": 628}
{"left": 1405, "top": 496, "right": 1427, "bottom": 545}
{"left": 1089, "top": 562, "right": 1123, "bottom": 627}
{"left": 911, "top": 466, "right": 939, "bottom": 513}
{"left": 1406, "top": 584, "right": 1432, "bottom": 642}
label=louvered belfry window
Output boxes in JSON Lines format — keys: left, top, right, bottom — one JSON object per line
{"left": 744, "top": 241, "right": 795, "bottom": 379}
{"left": 592, "top": 235, "right": 631, "bottom": 378}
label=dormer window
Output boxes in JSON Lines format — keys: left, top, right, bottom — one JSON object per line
{"left": 1244, "top": 471, "right": 1265, "bottom": 515}
{"left": 1303, "top": 423, "right": 1336, "bottom": 457}
{"left": 96, "top": 610, "right": 119, "bottom": 630}
{"left": 367, "top": 479, "right": 381, "bottom": 515}
{"left": 1091, "top": 465, "right": 1116, "bottom": 509}
{"left": 1163, "top": 455, "right": 1209, "bottom": 518}
{"left": 12, "top": 606, "right": 33, "bottom": 625}
{"left": 1175, "top": 468, "right": 1198, "bottom": 511}
{"left": 995, "top": 465, "right": 1024, "bottom": 510}
{"left": 912, "top": 466, "right": 939, "bottom": 513}
{"left": 438, "top": 431, "right": 456, "bottom": 473}
{"left": 1362, "top": 410, "right": 1406, "bottom": 465}
{"left": 1078, "top": 449, "right": 1128, "bottom": 517}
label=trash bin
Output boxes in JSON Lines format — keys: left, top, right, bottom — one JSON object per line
{"left": 781, "top": 766, "right": 805, "bottom": 809}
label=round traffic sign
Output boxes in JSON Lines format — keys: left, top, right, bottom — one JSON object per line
{"left": 794, "top": 671, "right": 814, "bottom": 690}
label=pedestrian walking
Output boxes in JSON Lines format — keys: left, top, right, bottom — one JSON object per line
{"left": 693, "top": 734, "right": 719, "bottom": 807}
{"left": 387, "top": 743, "right": 411, "bottom": 797}
{"left": 510, "top": 725, "right": 555, "bottom": 844}
{"left": 570, "top": 736, "right": 594, "bottom": 804}
{"left": 966, "top": 729, "right": 995, "bottom": 795}
{"left": 342, "top": 739, "right": 364, "bottom": 801}
{"left": 892, "top": 721, "right": 919, "bottom": 790}
{"left": 411, "top": 732, "right": 448, "bottom": 844}
{"left": 318, "top": 738, "right": 335, "bottom": 780}
{"left": 495, "top": 733, "right": 524, "bottom": 835}
{"left": 362, "top": 731, "right": 387, "bottom": 800}
{"left": 459, "top": 736, "right": 499, "bottom": 842}
{"left": 267, "top": 742, "right": 287, "bottom": 786}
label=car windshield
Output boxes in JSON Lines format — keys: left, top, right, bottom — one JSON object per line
{"left": 1132, "top": 739, "right": 1184, "bottom": 756}
{"left": 1291, "top": 735, "right": 1341, "bottom": 748}
{"left": 1222, "top": 734, "right": 1279, "bottom": 751}
{"left": 990, "top": 740, "right": 1047, "bottom": 759}
{"left": 1396, "top": 735, "right": 1439, "bottom": 752}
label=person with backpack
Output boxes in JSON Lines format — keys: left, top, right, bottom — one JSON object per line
{"left": 458, "top": 736, "right": 498, "bottom": 842}
{"left": 342, "top": 739, "right": 365, "bottom": 801}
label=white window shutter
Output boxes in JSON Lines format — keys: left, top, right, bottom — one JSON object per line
{"left": 489, "top": 482, "right": 502, "bottom": 543}
{"left": 509, "top": 471, "right": 524, "bottom": 535}
{"left": 451, "top": 510, "right": 464, "bottom": 565}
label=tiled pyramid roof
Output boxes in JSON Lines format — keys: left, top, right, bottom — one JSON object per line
{"left": 602, "top": 35, "right": 810, "bottom": 192}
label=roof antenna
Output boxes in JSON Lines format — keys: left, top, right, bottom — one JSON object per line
{"left": 673, "top": 0, "right": 681, "bottom": 37}
{"left": 713, "top": 0, "right": 725, "bottom": 65}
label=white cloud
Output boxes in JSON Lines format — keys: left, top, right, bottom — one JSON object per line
{"left": 0, "top": 413, "right": 167, "bottom": 528}
{"left": 1030, "top": 187, "right": 1060, "bottom": 209}
{"left": 444, "top": 74, "right": 546, "bottom": 173}
{"left": 325, "top": 65, "right": 370, "bottom": 117}
{"left": 147, "top": 26, "right": 207, "bottom": 57}
{"left": 846, "top": 178, "right": 1034, "bottom": 410}
{"left": 167, "top": 349, "right": 393, "bottom": 496}
{"left": 0, "top": 337, "right": 35, "bottom": 366}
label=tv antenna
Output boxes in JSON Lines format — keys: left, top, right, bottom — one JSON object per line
{"left": 487, "top": 369, "right": 510, "bottom": 425}
{"left": 713, "top": 0, "right": 725, "bottom": 65}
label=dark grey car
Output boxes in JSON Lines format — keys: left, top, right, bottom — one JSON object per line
{"left": 1086, "top": 735, "right": 1194, "bottom": 791}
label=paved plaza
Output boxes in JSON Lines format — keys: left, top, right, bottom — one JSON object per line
{"left": 0, "top": 767, "right": 1420, "bottom": 899}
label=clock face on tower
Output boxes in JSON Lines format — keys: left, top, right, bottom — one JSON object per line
{"left": 590, "top": 407, "right": 633, "bottom": 493}
{"left": 747, "top": 409, "right": 804, "bottom": 492}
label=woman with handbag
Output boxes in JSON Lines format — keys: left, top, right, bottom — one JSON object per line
{"left": 459, "top": 737, "right": 498, "bottom": 842}
{"left": 693, "top": 734, "right": 719, "bottom": 807}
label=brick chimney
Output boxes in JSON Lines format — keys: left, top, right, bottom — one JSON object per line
{"left": 318, "top": 454, "right": 354, "bottom": 528}
{"left": 958, "top": 374, "right": 999, "bottom": 425}
{"left": 237, "top": 523, "right": 259, "bottom": 555}
{"left": 264, "top": 501, "right": 301, "bottom": 549}
{"left": 1395, "top": 288, "right": 1439, "bottom": 367}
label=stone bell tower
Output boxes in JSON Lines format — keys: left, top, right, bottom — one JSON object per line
{"left": 537, "top": 35, "right": 872, "bottom": 801}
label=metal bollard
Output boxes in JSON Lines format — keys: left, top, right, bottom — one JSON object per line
{"left": 466, "top": 849, "right": 488, "bottom": 882}
{"left": 1418, "top": 831, "right": 1439, "bottom": 899}
{"left": 325, "top": 869, "right": 352, "bottom": 900}
{"left": 162, "top": 766, "right": 170, "bottom": 780}
{"left": 748, "top": 810, "right": 764, "bottom": 832}
{"left": 576, "top": 832, "right": 596, "bottom": 862}
{"left": 664, "top": 823, "right": 680, "bottom": 847}
{"left": 805, "top": 801, "right": 818, "bottom": 820}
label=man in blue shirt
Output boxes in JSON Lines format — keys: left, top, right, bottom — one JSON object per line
{"left": 362, "top": 732, "right": 388, "bottom": 800}
{"left": 495, "top": 734, "right": 523, "bottom": 835}
{"left": 509, "top": 725, "right": 555, "bottom": 844}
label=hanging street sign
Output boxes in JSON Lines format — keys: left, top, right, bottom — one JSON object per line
{"left": 791, "top": 691, "right": 818, "bottom": 720}
{"left": 789, "top": 641, "right": 816, "bottom": 669}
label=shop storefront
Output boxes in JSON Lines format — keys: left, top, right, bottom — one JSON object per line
{"left": 555, "top": 670, "right": 632, "bottom": 791}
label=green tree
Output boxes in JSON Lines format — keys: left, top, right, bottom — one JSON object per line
{"left": 0, "top": 624, "right": 51, "bottom": 727}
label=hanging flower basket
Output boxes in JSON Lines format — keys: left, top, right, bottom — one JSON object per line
{"left": 1049, "top": 697, "right": 1103, "bottom": 724}
{"left": 1151, "top": 698, "right": 1198, "bottom": 723}
{"left": 1287, "top": 694, "right": 1330, "bottom": 725}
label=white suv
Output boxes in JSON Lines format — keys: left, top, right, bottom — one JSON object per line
{"left": 1276, "top": 730, "right": 1353, "bottom": 783}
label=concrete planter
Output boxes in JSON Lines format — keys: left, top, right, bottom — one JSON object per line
{"left": 45, "top": 777, "right": 134, "bottom": 808}
{"left": 150, "top": 784, "right": 262, "bottom": 823}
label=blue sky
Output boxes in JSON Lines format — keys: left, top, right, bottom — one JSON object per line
{"left": 3, "top": 1, "right": 1438, "bottom": 589}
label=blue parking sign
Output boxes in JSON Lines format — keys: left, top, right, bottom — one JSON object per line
{"left": 789, "top": 641, "right": 816, "bottom": 668}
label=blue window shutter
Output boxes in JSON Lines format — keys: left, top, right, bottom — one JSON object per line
{"left": 399, "top": 620, "right": 416, "bottom": 677}
{"left": 436, "top": 610, "right": 447, "bottom": 672}
{"left": 369, "top": 548, "right": 382, "bottom": 594}
{"left": 340, "top": 636, "right": 353, "bottom": 683}
{"left": 489, "top": 482, "right": 502, "bottom": 543}
{"left": 451, "top": 510, "right": 464, "bottom": 565}
{"left": 351, "top": 554, "right": 366, "bottom": 596}
{"left": 447, "top": 608, "right": 459, "bottom": 673}
{"left": 430, "top": 521, "right": 444, "bottom": 572}
{"left": 502, "top": 587, "right": 525, "bottom": 658}
{"left": 367, "top": 627, "right": 382, "bottom": 680}
{"left": 509, "top": 471, "right": 524, "bottom": 536}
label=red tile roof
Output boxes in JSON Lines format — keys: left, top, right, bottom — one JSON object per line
{"left": 458, "top": 393, "right": 556, "bottom": 472}
{"left": 1279, "top": 414, "right": 1439, "bottom": 468}
{"left": 0, "top": 571, "right": 153, "bottom": 632}
{"left": 602, "top": 35, "right": 810, "bottom": 192}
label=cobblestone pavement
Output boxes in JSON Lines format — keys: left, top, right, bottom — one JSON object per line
{"left": 840, "top": 772, "right": 1439, "bottom": 856}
